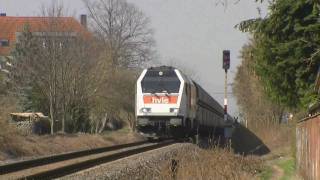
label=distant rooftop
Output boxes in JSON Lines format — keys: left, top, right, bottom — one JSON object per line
{"left": 0, "top": 14, "right": 88, "bottom": 56}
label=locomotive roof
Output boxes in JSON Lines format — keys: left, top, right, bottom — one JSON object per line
{"left": 147, "top": 66, "right": 176, "bottom": 71}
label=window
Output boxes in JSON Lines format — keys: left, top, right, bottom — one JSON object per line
{"left": 141, "top": 69, "right": 181, "bottom": 93}
{"left": 0, "top": 39, "right": 9, "bottom": 47}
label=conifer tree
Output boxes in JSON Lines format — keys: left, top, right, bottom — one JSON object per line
{"left": 238, "top": 0, "right": 320, "bottom": 109}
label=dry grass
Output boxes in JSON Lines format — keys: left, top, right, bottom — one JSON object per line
{"left": 0, "top": 95, "right": 26, "bottom": 160}
{"left": 0, "top": 95, "right": 144, "bottom": 161}
{"left": 0, "top": 130, "right": 144, "bottom": 161}
{"left": 253, "top": 124, "right": 293, "bottom": 152}
{"left": 156, "top": 146, "right": 263, "bottom": 180}
{"left": 231, "top": 122, "right": 295, "bottom": 157}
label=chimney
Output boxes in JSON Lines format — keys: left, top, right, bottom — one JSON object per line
{"left": 80, "top": 14, "right": 87, "bottom": 29}
{"left": 0, "top": 13, "right": 6, "bottom": 17}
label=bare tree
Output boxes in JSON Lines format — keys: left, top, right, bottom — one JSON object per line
{"left": 10, "top": 1, "right": 151, "bottom": 135}
{"left": 84, "top": 0, "right": 155, "bottom": 67}
{"left": 166, "top": 58, "right": 200, "bottom": 82}
{"left": 11, "top": 3, "right": 99, "bottom": 134}
{"left": 88, "top": 65, "right": 137, "bottom": 133}
{"left": 83, "top": 0, "right": 153, "bottom": 132}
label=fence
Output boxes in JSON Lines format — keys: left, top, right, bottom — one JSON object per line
{"left": 296, "top": 114, "right": 320, "bottom": 180}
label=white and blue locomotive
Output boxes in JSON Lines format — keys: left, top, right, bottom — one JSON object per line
{"left": 135, "top": 66, "right": 234, "bottom": 138}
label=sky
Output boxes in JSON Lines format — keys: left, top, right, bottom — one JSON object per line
{"left": 0, "top": 0, "right": 269, "bottom": 116}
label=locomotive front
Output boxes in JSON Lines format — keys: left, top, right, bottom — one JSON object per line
{"left": 135, "top": 66, "right": 186, "bottom": 138}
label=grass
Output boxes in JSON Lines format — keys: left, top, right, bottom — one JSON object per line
{"left": 259, "top": 158, "right": 296, "bottom": 180}
{"left": 259, "top": 166, "right": 273, "bottom": 180}
{"left": 101, "top": 126, "right": 132, "bottom": 136}
{"left": 278, "top": 159, "right": 295, "bottom": 180}
{"left": 0, "top": 127, "right": 144, "bottom": 161}
{"left": 155, "top": 146, "right": 263, "bottom": 180}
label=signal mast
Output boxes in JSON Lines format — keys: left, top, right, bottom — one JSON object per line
{"left": 222, "top": 50, "right": 231, "bottom": 138}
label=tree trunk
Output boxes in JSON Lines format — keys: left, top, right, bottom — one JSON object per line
{"left": 127, "top": 112, "right": 135, "bottom": 132}
{"left": 98, "top": 113, "right": 108, "bottom": 133}
{"left": 49, "top": 94, "right": 54, "bottom": 135}
{"left": 62, "top": 113, "right": 65, "bottom": 133}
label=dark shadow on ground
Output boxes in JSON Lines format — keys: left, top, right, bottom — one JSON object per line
{"left": 231, "top": 123, "right": 270, "bottom": 156}
{"left": 182, "top": 124, "right": 270, "bottom": 156}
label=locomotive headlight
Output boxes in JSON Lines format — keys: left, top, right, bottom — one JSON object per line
{"left": 141, "top": 108, "right": 151, "bottom": 113}
{"left": 170, "top": 108, "right": 179, "bottom": 113}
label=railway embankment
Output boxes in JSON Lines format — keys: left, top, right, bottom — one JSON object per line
{"left": 0, "top": 128, "right": 144, "bottom": 163}
{"left": 0, "top": 124, "right": 298, "bottom": 179}
{"left": 62, "top": 143, "right": 262, "bottom": 180}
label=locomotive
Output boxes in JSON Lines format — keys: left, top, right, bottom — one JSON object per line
{"left": 135, "top": 66, "right": 234, "bottom": 139}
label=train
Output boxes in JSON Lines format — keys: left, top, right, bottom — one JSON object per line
{"left": 135, "top": 66, "right": 234, "bottom": 139}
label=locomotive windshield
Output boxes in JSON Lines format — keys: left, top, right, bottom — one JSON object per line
{"left": 141, "top": 69, "right": 181, "bottom": 93}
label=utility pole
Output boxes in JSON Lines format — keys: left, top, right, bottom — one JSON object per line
{"left": 224, "top": 69, "right": 228, "bottom": 120}
{"left": 222, "top": 50, "right": 231, "bottom": 139}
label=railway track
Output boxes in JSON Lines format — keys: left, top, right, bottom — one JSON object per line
{"left": 0, "top": 139, "right": 176, "bottom": 180}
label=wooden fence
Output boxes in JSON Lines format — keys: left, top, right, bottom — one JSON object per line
{"left": 296, "top": 114, "right": 320, "bottom": 179}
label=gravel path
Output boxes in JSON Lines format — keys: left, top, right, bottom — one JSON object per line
{"left": 59, "top": 143, "right": 196, "bottom": 180}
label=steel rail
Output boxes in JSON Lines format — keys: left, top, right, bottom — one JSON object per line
{"left": 21, "top": 140, "right": 175, "bottom": 180}
{"left": 0, "top": 140, "right": 150, "bottom": 175}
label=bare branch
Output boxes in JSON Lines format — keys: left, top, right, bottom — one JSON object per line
{"left": 84, "top": 0, "right": 155, "bottom": 67}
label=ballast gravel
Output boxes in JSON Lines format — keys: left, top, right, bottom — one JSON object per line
{"left": 58, "top": 143, "right": 196, "bottom": 180}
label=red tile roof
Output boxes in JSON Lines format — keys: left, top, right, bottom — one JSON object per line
{"left": 0, "top": 16, "right": 88, "bottom": 56}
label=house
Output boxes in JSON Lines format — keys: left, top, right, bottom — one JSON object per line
{"left": 0, "top": 13, "right": 89, "bottom": 85}
{"left": 0, "top": 13, "right": 89, "bottom": 71}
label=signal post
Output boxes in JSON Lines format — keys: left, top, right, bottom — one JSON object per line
{"left": 222, "top": 50, "right": 232, "bottom": 139}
